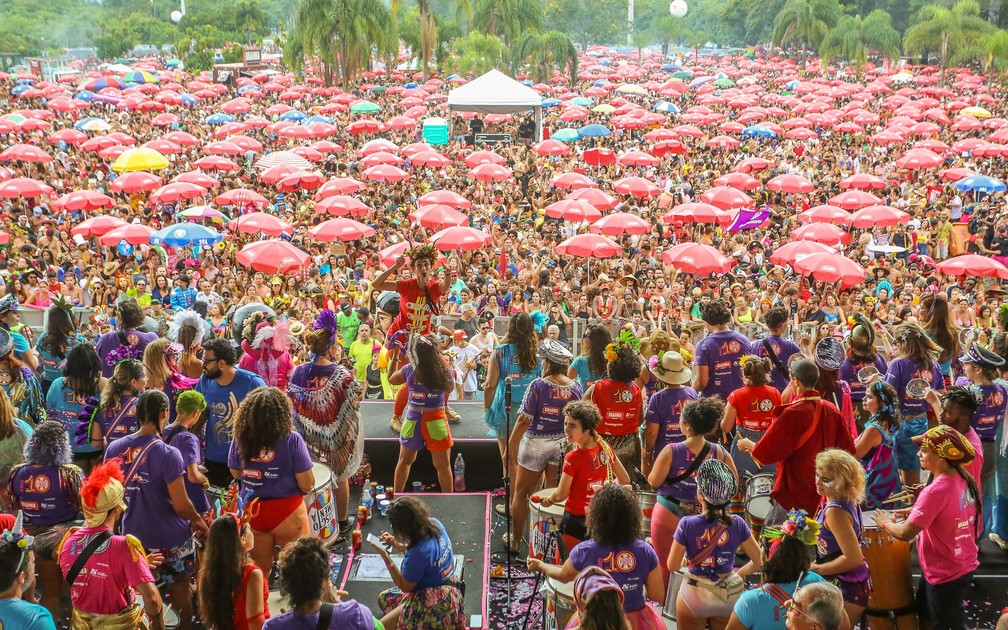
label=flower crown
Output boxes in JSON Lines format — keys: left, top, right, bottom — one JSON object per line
{"left": 211, "top": 483, "right": 260, "bottom": 530}
{"left": 105, "top": 345, "right": 141, "bottom": 369}
{"left": 762, "top": 509, "right": 820, "bottom": 546}
{"left": 406, "top": 243, "right": 438, "bottom": 261}
{"left": 604, "top": 328, "right": 640, "bottom": 363}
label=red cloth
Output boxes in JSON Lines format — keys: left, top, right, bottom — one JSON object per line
{"left": 751, "top": 392, "right": 855, "bottom": 515}
{"left": 391, "top": 277, "right": 444, "bottom": 335}
{"left": 591, "top": 379, "right": 642, "bottom": 436}
{"left": 233, "top": 563, "right": 269, "bottom": 630}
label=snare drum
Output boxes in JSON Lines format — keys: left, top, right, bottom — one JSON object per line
{"left": 543, "top": 576, "right": 576, "bottom": 630}
{"left": 744, "top": 474, "right": 774, "bottom": 538}
{"left": 136, "top": 595, "right": 180, "bottom": 629}
{"left": 639, "top": 490, "right": 656, "bottom": 538}
{"left": 862, "top": 513, "right": 918, "bottom": 630}
{"left": 529, "top": 488, "right": 564, "bottom": 563}
{"left": 305, "top": 462, "right": 339, "bottom": 546}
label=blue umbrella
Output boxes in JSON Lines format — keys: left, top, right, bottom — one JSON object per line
{"left": 404, "top": 82, "right": 419, "bottom": 89}
{"left": 74, "top": 116, "right": 106, "bottom": 130}
{"left": 742, "top": 125, "right": 777, "bottom": 138}
{"left": 74, "top": 90, "right": 95, "bottom": 102}
{"left": 688, "top": 76, "right": 716, "bottom": 88}
{"left": 592, "top": 79, "right": 611, "bottom": 87}
{"left": 279, "top": 110, "right": 306, "bottom": 121}
{"left": 11, "top": 85, "right": 32, "bottom": 95}
{"left": 541, "top": 98, "right": 561, "bottom": 108}
{"left": 180, "top": 94, "right": 199, "bottom": 106}
{"left": 954, "top": 174, "right": 1006, "bottom": 193}
{"left": 570, "top": 97, "right": 593, "bottom": 107}
{"left": 305, "top": 114, "right": 333, "bottom": 124}
{"left": 578, "top": 124, "right": 611, "bottom": 138}
{"left": 151, "top": 223, "right": 222, "bottom": 247}
{"left": 598, "top": 59, "right": 613, "bottom": 66}
{"left": 204, "top": 113, "right": 235, "bottom": 125}
{"left": 520, "top": 79, "right": 534, "bottom": 87}
{"left": 654, "top": 101, "right": 680, "bottom": 114}
{"left": 661, "top": 64, "right": 678, "bottom": 71}
{"left": 552, "top": 128, "right": 580, "bottom": 142}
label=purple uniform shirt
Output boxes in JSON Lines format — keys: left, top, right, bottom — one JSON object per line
{"left": 94, "top": 329, "right": 159, "bottom": 378}
{"left": 657, "top": 442, "right": 729, "bottom": 502}
{"left": 840, "top": 354, "right": 889, "bottom": 403}
{"left": 9, "top": 465, "right": 79, "bottom": 526}
{"left": 815, "top": 499, "right": 870, "bottom": 582}
{"left": 644, "top": 387, "right": 698, "bottom": 457}
{"left": 753, "top": 335, "right": 802, "bottom": 392}
{"left": 520, "top": 379, "right": 582, "bottom": 436}
{"left": 162, "top": 427, "right": 210, "bottom": 514}
{"left": 884, "top": 358, "right": 944, "bottom": 417}
{"left": 94, "top": 396, "right": 139, "bottom": 443}
{"left": 694, "top": 330, "right": 750, "bottom": 400}
{"left": 674, "top": 514, "right": 751, "bottom": 580}
{"left": 227, "top": 432, "right": 313, "bottom": 500}
{"left": 570, "top": 538, "right": 659, "bottom": 612}
{"left": 401, "top": 363, "right": 446, "bottom": 420}
{"left": 972, "top": 382, "right": 1007, "bottom": 442}
{"left": 263, "top": 602, "right": 376, "bottom": 630}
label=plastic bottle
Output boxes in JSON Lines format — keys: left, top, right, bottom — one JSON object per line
{"left": 362, "top": 479, "right": 374, "bottom": 516}
{"left": 453, "top": 453, "right": 466, "bottom": 492}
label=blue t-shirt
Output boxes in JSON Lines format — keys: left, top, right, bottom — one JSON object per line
{"left": 45, "top": 378, "right": 100, "bottom": 455}
{"left": 401, "top": 518, "right": 455, "bottom": 592}
{"left": 196, "top": 369, "right": 267, "bottom": 463}
{"left": 732, "top": 573, "right": 826, "bottom": 629}
{"left": 0, "top": 597, "right": 57, "bottom": 630}
{"left": 35, "top": 332, "right": 73, "bottom": 384}
{"left": 570, "top": 355, "right": 605, "bottom": 391}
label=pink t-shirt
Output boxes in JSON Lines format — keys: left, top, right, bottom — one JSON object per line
{"left": 907, "top": 473, "right": 980, "bottom": 585}
{"left": 58, "top": 525, "right": 155, "bottom": 615}
{"left": 963, "top": 427, "right": 984, "bottom": 489}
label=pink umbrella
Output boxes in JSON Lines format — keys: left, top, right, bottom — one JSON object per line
{"left": 589, "top": 213, "right": 652, "bottom": 236}
{"left": 792, "top": 252, "right": 866, "bottom": 288}
{"left": 766, "top": 173, "right": 815, "bottom": 194}
{"left": 193, "top": 156, "right": 240, "bottom": 172}
{"left": 109, "top": 171, "right": 162, "bottom": 194}
{"left": 227, "top": 212, "right": 294, "bottom": 236}
{"left": 936, "top": 255, "right": 1008, "bottom": 280}
{"left": 378, "top": 241, "right": 418, "bottom": 267}
{"left": 533, "top": 139, "right": 570, "bottom": 156}
{"left": 276, "top": 171, "right": 326, "bottom": 192}
{"left": 701, "top": 186, "right": 753, "bottom": 210}
{"left": 550, "top": 172, "right": 597, "bottom": 190}
{"left": 798, "top": 204, "right": 851, "bottom": 225}
{"left": 173, "top": 171, "right": 220, "bottom": 189}
{"left": 363, "top": 164, "right": 409, "bottom": 182}
{"left": 829, "top": 190, "right": 881, "bottom": 210}
{"left": 149, "top": 182, "right": 206, "bottom": 204}
{"left": 848, "top": 205, "right": 911, "bottom": 229}
{"left": 308, "top": 218, "right": 376, "bottom": 242}
{"left": 49, "top": 129, "right": 88, "bottom": 146}
{"left": 712, "top": 172, "right": 761, "bottom": 191}
{"left": 216, "top": 189, "right": 269, "bottom": 207}
{"left": 418, "top": 190, "right": 471, "bottom": 209}
{"left": 0, "top": 143, "right": 52, "bottom": 163}
{"left": 618, "top": 151, "right": 660, "bottom": 167}
{"left": 0, "top": 177, "right": 53, "bottom": 198}
{"left": 939, "top": 167, "right": 976, "bottom": 182}
{"left": 612, "top": 176, "right": 660, "bottom": 198}
{"left": 204, "top": 140, "right": 244, "bottom": 156}
{"left": 896, "top": 148, "right": 943, "bottom": 169}
{"left": 662, "top": 243, "right": 735, "bottom": 275}
{"left": 315, "top": 195, "right": 370, "bottom": 217}
{"left": 316, "top": 177, "right": 365, "bottom": 198}
{"left": 838, "top": 174, "right": 887, "bottom": 190}
{"left": 706, "top": 135, "right": 740, "bottom": 149}
{"left": 568, "top": 188, "right": 619, "bottom": 210}
{"left": 545, "top": 199, "right": 603, "bottom": 222}
{"left": 464, "top": 150, "right": 505, "bottom": 167}
{"left": 769, "top": 241, "right": 837, "bottom": 266}
{"left": 790, "top": 223, "right": 852, "bottom": 246}
{"left": 359, "top": 151, "right": 403, "bottom": 168}
{"left": 732, "top": 157, "right": 774, "bottom": 173}
{"left": 663, "top": 202, "right": 730, "bottom": 226}
{"left": 54, "top": 190, "right": 115, "bottom": 212}
{"left": 410, "top": 151, "right": 452, "bottom": 168}
{"left": 555, "top": 233, "right": 621, "bottom": 258}
{"left": 98, "top": 223, "right": 156, "bottom": 246}
{"left": 412, "top": 204, "right": 469, "bottom": 229}
{"left": 237, "top": 240, "right": 311, "bottom": 274}
{"left": 429, "top": 226, "right": 491, "bottom": 251}
{"left": 71, "top": 216, "right": 128, "bottom": 237}
{"left": 467, "top": 163, "right": 512, "bottom": 182}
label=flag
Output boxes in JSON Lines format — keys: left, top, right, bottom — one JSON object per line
{"left": 728, "top": 207, "right": 769, "bottom": 232}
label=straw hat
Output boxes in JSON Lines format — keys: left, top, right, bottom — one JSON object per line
{"left": 651, "top": 351, "right": 693, "bottom": 386}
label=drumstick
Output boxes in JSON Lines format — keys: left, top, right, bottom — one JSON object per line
{"left": 884, "top": 490, "right": 915, "bottom": 504}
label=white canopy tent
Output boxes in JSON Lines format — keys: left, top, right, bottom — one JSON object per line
{"left": 446, "top": 69, "right": 543, "bottom": 142}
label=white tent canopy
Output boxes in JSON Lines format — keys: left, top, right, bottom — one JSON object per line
{"left": 447, "top": 69, "right": 543, "bottom": 141}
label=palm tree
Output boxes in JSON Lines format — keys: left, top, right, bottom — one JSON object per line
{"left": 446, "top": 31, "right": 509, "bottom": 77}
{"left": 234, "top": 0, "right": 268, "bottom": 45}
{"left": 819, "top": 10, "right": 900, "bottom": 76}
{"left": 903, "top": 0, "right": 990, "bottom": 80}
{"left": 511, "top": 30, "right": 578, "bottom": 84}
{"left": 772, "top": 0, "right": 841, "bottom": 53}
{"left": 686, "top": 29, "right": 708, "bottom": 62}
{"left": 980, "top": 28, "right": 1008, "bottom": 72}
{"left": 391, "top": 0, "right": 439, "bottom": 80}
{"left": 472, "top": 0, "right": 543, "bottom": 45}
{"left": 651, "top": 14, "right": 688, "bottom": 57}
{"left": 290, "top": 0, "right": 395, "bottom": 86}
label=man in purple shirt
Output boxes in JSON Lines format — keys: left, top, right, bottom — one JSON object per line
{"left": 693, "top": 300, "right": 751, "bottom": 399}
{"left": 94, "top": 301, "right": 158, "bottom": 377}
{"left": 752, "top": 307, "right": 801, "bottom": 392}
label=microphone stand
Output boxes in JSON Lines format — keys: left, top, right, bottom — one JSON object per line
{"left": 503, "top": 375, "right": 513, "bottom": 620}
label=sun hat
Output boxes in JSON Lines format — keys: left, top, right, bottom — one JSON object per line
{"left": 537, "top": 339, "right": 573, "bottom": 364}
{"left": 573, "top": 566, "right": 624, "bottom": 614}
{"left": 912, "top": 425, "right": 975, "bottom": 465}
{"left": 696, "top": 459, "right": 738, "bottom": 506}
{"left": 651, "top": 351, "right": 693, "bottom": 386}
{"left": 814, "top": 337, "right": 845, "bottom": 372}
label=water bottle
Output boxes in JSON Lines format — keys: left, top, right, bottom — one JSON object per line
{"left": 453, "top": 453, "right": 466, "bottom": 492}
{"left": 362, "top": 479, "right": 374, "bottom": 516}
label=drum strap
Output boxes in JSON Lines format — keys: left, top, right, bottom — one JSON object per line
{"left": 687, "top": 523, "right": 727, "bottom": 568}
{"left": 762, "top": 339, "right": 789, "bottom": 379}
{"left": 315, "top": 603, "right": 334, "bottom": 630}
{"left": 666, "top": 442, "right": 712, "bottom": 486}
{"left": 761, "top": 583, "right": 792, "bottom": 607}
{"left": 66, "top": 530, "right": 113, "bottom": 586}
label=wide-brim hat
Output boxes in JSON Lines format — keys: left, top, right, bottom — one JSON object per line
{"left": 538, "top": 339, "right": 573, "bottom": 364}
{"left": 102, "top": 261, "right": 120, "bottom": 278}
{"left": 651, "top": 350, "right": 693, "bottom": 385}
{"left": 288, "top": 321, "right": 306, "bottom": 337}
{"left": 814, "top": 337, "right": 845, "bottom": 372}
{"left": 959, "top": 343, "right": 1005, "bottom": 369}
{"left": 912, "top": 424, "right": 975, "bottom": 465}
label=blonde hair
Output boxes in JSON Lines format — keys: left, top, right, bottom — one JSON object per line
{"left": 815, "top": 449, "right": 865, "bottom": 504}
{"left": 143, "top": 339, "right": 172, "bottom": 390}
{"left": 0, "top": 388, "right": 17, "bottom": 440}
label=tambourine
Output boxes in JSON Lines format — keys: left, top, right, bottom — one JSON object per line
{"left": 960, "top": 328, "right": 974, "bottom": 347}
{"left": 906, "top": 378, "right": 929, "bottom": 399}
{"left": 857, "top": 366, "right": 881, "bottom": 384}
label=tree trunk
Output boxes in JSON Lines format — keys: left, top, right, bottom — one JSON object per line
{"left": 662, "top": 38, "right": 669, "bottom": 57}
{"left": 990, "top": 0, "right": 1001, "bottom": 25}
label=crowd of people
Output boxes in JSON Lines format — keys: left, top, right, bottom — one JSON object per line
{"left": 0, "top": 46, "right": 1006, "bottom": 630}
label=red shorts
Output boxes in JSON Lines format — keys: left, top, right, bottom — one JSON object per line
{"left": 249, "top": 495, "right": 303, "bottom": 532}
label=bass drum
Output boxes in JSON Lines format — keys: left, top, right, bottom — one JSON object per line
{"left": 862, "top": 513, "right": 918, "bottom": 630}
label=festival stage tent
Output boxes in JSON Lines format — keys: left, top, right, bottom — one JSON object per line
{"left": 447, "top": 69, "right": 544, "bottom": 141}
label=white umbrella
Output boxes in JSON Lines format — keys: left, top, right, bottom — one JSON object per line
{"left": 254, "top": 150, "right": 314, "bottom": 171}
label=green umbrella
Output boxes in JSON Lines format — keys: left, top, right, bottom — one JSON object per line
{"left": 671, "top": 71, "right": 693, "bottom": 80}
{"left": 714, "top": 78, "right": 735, "bottom": 88}
{"left": 350, "top": 101, "right": 381, "bottom": 114}
{"left": 370, "top": 85, "right": 389, "bottom": 94}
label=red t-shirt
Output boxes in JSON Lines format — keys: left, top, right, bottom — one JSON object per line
{"left": 562, "top": 444, "right": 608, "bottom": 516}
{"left": 392, "top": 277, "right": 444, "bottom": 335}
{"left": 727, "top": 385, "right": 782, "bottom": 431}
{"left": 591, "top": 379, "right": 642, "bottom": 436}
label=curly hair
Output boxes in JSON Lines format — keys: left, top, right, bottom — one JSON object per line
{"left": 387, "top": 496, "right": 440, "bottom": 548}
{"left": 197, "top": 514, "right": 250, "bottom": 630}
{"left": 681, "top": 397, "right": 724, "bottom": 436}
{"left": 203, "top": 338, "right": 236, "bottom": 365}
{"left": 41, "top": 304, "right": 75, "bottom": 359}
{"left": 233, "top": 387, "right": 292, "bottom": 463}
{"left": 583, "top": 325, "right": 613, "bottom": 376}
{"left": 741, "top": 354, "right": 771, "bottom": 387}
{"left": 135, "top": 389, "right": 170, "bottom": 428}
{"left": 762, "top": 534, "right": 810, "bottom": 584}
{"left": 276, "top": 536, "right": 330, "bottom": 609}
{"left": 117, "top": 299, "right": 145, "bottom": 330}
{"left": 815, "top": 449, "right": 866, "bottom": 504}
{"left": 565, "top": 400, "right": 602, "bottom": 433}
{"left": 24, "top": 420, "right": 72, "bottom": 467}
{"left": 502, "top": 312, "right": 539, "bottom": 373}
{"left": 699, "top": 299, "right": 732, "bottom": 326}
{"left": 64, "top": 344, "right": 102, "bottom": 398}
{"left": 866, "top": 380, "right": 900, "bottom": 433}
{"left": 100, "top": 359, "right": 145, "bottom": 412}
{"left": 763, "top": 306, "right": 789, "bottom": 331}
{"left": 607, "top": 346, "right": 642, "bottom": 383}
{"left": 586, "top": 483, "right": 640, "bottom": 547}
{"left": 942, "top": 386, "right": 980, "bottom": 415}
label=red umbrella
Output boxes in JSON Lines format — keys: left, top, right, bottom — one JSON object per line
{"left": 939, "top": 167, "right": 976, "bottom": 182}
{"left": 142, "top": 139, "right": 181, "bottom": 155}
{"left": 533, "top": 139, "right": 570, "bottom": 156}
{"left": 358, "top": 139, "right": 399, "bottom": 157}
{"left": 545, "top": 199, "right": 603, "bottom": 222}
{"left": 418, "top": 190, "right": 471, "bottom": 209}
{"left": 71, "top": 216, "right": 128, "bottom": 237}
{"left": 0, "top": 144, "right": 52, "bottom": 163}
{"left": 363, "top": 164, "right": 409, "bottom": 182}
{"left": 706, "top": 135, "right": 740, "bottom": 149}
{"left": 555, "top": 233, "right": 621, "bottom": 258}
{"left": 936, "top": 255, "right": 1008, "bottom": 280}
{"left": 664, "top": 202, "right": 730, "bottom": 226}
{"left": 109, "top": 171, "right": 162, "bottom": 194}
{"left": 662, "top": 243, "right": 734, "bottom": 275}
{"left": 276, "top": 171, "right": 326, "bottom": 192}
{"left": 848, "top": 205, "right": 911, "bottom": 229}
{"left": 792, "top": 252, "right": 866, "bottom": 288}
{"left": 378, "top": 241, "right": 417, "bottom": 267}
{"left": 838, "top": 174, "right": 887, "bottom": 190}
{"left": 612, "top": 176, "right": 660, "bottom": 198}
{"left": 0, "top": 177, "right": 53, "bottom": 198}
{"left": 216, "top": 189, "right": 269, "bottom": 207}
{"left": 829, "top": 190, "right": 881, "bottom": 210}
{"left": 589, "top": 212, "right": 652, "bottom": 236}
{"left": 359, "top": 151, "right": 403, "bottom": 168}
{"left": 49, "top": 129, "right": 88, "bottom": 146}
{"left": 712, "top": 172, "right": 761, "bottom": 191}
{"left": 237, "top": 240, "right": 311, "bottom": 274}
{"left": 732, "top": 157, "right": 774, "bottom": 173}
{"left": 316, "top": 177, "right": 366, "bottom": 198}
{"left": 54, "top": 190, "right": 114, "bottom": 212}
{"left": 618, "top": 151, "right": 660, "bottom": 167}
{"left": 412, "top": 204, "right": 468, "bottom": 229}
{"left": 766, "top": 173, "right": 815, "bottom": 194}
{"left": 149, "top": 182, "right": 206, "bottom": 204}
{"left": 163, "top": 131, "right": 201, "bottom": 147}
{"left": 790, "top": 223, "right": 852, "bottom": 246}
{"left": 896, "top": 148, "right": 943, "bottom": 169}
{"left": 428, "top": 226, "right": 491, "bottom": 251}
{"left": 173, "top": 172, "right": 220, "bottom": 188}
{"left": 568, "top": 188, "right": 619, "bottom": 210}
{"left": 464, "top": 150, "right": 505, "bottom": 167}
{"left": 583, "top": 147, "right": 617, "bottom": 166}
{"left": 98, "top": 223, "right": 157, "bottom": 246}
{"left": 798, "top": 204, "right": 851, "bottom": 225}
{"left": 769, "top": 240, "right": 837, "bottom": 266}
{"left": 701, "top": 186, "right": 753, "bottom": 210}
{"left": 308, "top": 218, "right": 376, "bottom": 242}
{"left": 227, "top": 212, "right": 293, "bottom": 236}
{"left": 651, "top": 139, "right": 688, "bottom": 157}
{"left": 204, "top": 140, "right": 245, "bottom": 156}
{"left": 193, "top": 156, "right": 240, "bottom": 172}
{"left": 314, "top": 195, "right": 370, "bottom": 217}
{"left": 410, "top": 151, "right": 452, "bottom": 168}
{"left": 467, "top": 163, "right": 512, "bottom": 182}
{"left": 550, "top": 172, "right": 597, "bottom": 190}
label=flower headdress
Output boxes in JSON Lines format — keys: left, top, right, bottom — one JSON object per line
{"left": 211, "top": 482, "right": 260, "bottom": 532}
{"left": 51, "top": 294, "right": 75, "bottom": 316}
{"left": 1, "top": 511, "right": 34, "bottom": 550}
{"left": 529, "top": 310, "right": 548, "bottom": 334}
{"left": 762, "top": 509, "right": 820, "bottom": 548}
{"left": 604, "top": 328, "right": 640, "bottom": 363}
{"left": 406, "top": 243, "right": 439, "bottom": 262}
{"left": 169, "top": 309, "right": 206, "bottom": 348}
{"left": 105, "top": 344, "right": 141, "bottom": 369}
{"left": 738, "top": 355, "right": 750, "bottom": 369}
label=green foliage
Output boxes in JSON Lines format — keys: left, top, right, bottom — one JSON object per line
{"left": 511, "top": 29, "right": 578, "bottom": 83}
{"left": 773, "top": 0, "right": 843, "bottom": 50}
{"left": 288, "top": 0, "right": 395, "bottom": 85}
{"left": 445, "top": 31, "right": 509, "bottom": 76}
{"left": 820, "top": 10, "right": 900, "bottom": 74}
{"left": 544, "top": 0, "right": 622, "bottom": 49}
{"left": 472, "top": 0, "right": 544, "bottom": 44}
{"left": 980, "top": 28, "right": 1008, "bottom": 69}
{"left": 904, "top": 0, "right": 991, "bottom": 73}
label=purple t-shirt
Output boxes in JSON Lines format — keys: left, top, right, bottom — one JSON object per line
{"left": 972, "top": 382, "right": 1007, "bottom": 441}
{"left": 94, "top": 396, "right": 139, "bottom": 443}
{"left": 9, "top": 464, "right": 80, "bottom": 526}
{"left": 840, "top": 354, "right": 888, "bottom": 403}
{"left": 657, "top": 442, "right": 729, "bottom": 502}
{"left": 674, "top": 514, "right": 751, "bottom": 580}
{"left": 95, "top": 329, "right": 159, "bottom": 377}
{"left": 227, "top": 432, "right": 313, "bottom": 500}
{"left": 815, "top": 499, "right": 870, "bottom": 582}
{"left": 694, "top": 330, "right": 750, "bottom": 400}
{"left": 644, "top": 387, "right": 697, "bottom": 457}
{"left": 520, "top": 379, "right": 582, "bottom": 436}
{"left": 263, "top": 601, "right": 376, "bottom": 630}
{"left": 570, "top": 538, "right": 659, "bottom": 612}
{"left": 401, "top": 363, "right": 446, "bottom": 420}
{"left": 105, "top": 434, "right": 190, "bottom": 550}
{"left": 289, "top": 361, "right": 337, "bottom": 389}
{"left": 884, "top": 358, "right": 944, "bottom": 417}
{"left": 162, "top": 426, "right": 210, "bottom": 514}
{"left": 753, "top": 335, "right": 801, "bottom": 392}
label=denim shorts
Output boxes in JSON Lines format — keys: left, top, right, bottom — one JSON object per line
{"left": 894, "top": 415, "right": 929, "bottom": 472}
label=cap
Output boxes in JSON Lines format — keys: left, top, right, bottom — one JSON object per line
{"left": 958, "top": 344, "right": 1005, "bottom": 369}
{"left": 814, "top": 337, "right": 845, "bottom": 372}
{"left": 573, "top": 566, "right": 624, "bottom": 614}
{"left": 0, "top": 329, "right": 11, "bottom": 357}
{"left": 340, "top": 302, "right": 352, "bottom": 313}
{"left": 912, "top": 425, "right": 975, "bottom": 465}
{"left": 537, "top": 339, "right": 573, "bottom": 364}
{"left": 696, "top": 459, "right": 738, "bottom": 506}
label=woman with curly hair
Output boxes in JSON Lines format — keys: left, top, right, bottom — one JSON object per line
{"left": 228, "top": 387, "right": 315, "bottom": 572}
{"left": 34, "top": 299, "right": 78, "bottom": 396}
{"left": 288, "top": 310, "right": 364, "bottom": 537}
{"left": 45, "top": 344, "right": 104, "bottom": 468}
{"left": 585, "top": 332, "right": 646, "bottom": 486}
{"left": 528, "top": 484, "right": 665, "bottom": 630}
{"left": 7, "top": 420, "right": 84, "bottom": 618}
{"left": 569, "top": 325, "right": 612, "bottom": 391}
{"left": 79, "top": 358, "right": 146, "bottom": 453}
{"left": 198, "top": 513, "right": 269, "bottom": 630}
{"left": 693, "top": 300, "right": 751, "bottom": 400}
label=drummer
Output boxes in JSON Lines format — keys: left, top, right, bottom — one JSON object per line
{"left": 722, "top": 355, "right": 781, "bottom": 478}
{"left": 642, "top": 351, "right": 696, "bottom": 480}
{"left": 839, "top": 314, "right": 888, "bottom": 431}
{"left": 752, "top": 307, "right": 802, "bottom": 393}
{"left": 956, "top": 343, "right": 1006, "bottom": 530}
{"left": 923, "top": 387, "right": 984, "bottom": 486}
{"left": 874, "top": 425, "right": 980, "bottom": 630}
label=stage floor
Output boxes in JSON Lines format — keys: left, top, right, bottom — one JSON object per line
{"left": 361, "top": 400, "right": 491, "bottom": 441}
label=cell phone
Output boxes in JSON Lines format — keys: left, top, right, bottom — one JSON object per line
{"left": 367, "top": 533, "right": 390, "bottom": 551}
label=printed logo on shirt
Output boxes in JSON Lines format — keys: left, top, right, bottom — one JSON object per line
{"left": 251, "top": 449, "right": 276, "bottom": 464}
{"left": 126, "top": 333, "right": 140, "bottom": 347}
{"left": 22, "top": 474, "right": 50, "bottom": 494}
{"left": 614, "top": 551, "right": 637, "bottom": 573}
{"left": 719, "top": 340, "right": 743, "bottom": 355}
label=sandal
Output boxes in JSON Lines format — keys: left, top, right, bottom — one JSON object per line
{"left": 989, "top": 532, "right": 1008, "bottom": 551}
{"left": 494, "top": 503, "right": 509, "bottom": 517}
{"left": 501, "top": 532, "right": 521, "bottom": 553}
{"left": 390, "top": 415, "right": 403, "bottom": 432}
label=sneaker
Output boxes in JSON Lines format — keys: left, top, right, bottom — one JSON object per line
{"left": 989, "top": 532, "right": 1008, "bottom": 551}
{"left": 446, "top": 406, "right": 461, "bottom": 424}
{"left": 390, "top": 415, "right": 403, "bottom": 432}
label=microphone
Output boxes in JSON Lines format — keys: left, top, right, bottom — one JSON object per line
{"left": 505, "top": 376, "right": 513, "bottom": 409}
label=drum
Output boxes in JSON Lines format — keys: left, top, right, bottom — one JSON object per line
{"left": 528, "top": 488, "right": 564, "bottom": 563}
{"left": 662, "top": 570, "right": 684, "bottom": 622}
{"left": 744, "top": 473, "right": 774, "bottom": 539}
{"left": 305, "top": 462, "right": 339, "bottom": 547}
{"left": 639, "top": 490, "right": 656, "bottom": 538}
{"left": 136, "top": 595, "right": 180, "bottom": 629}
{"left": 862, "top": 513, "right": 918, "bottom": 630}
{"left": 267, "top": 589, "right": 292, "bottom": 616}
{"left": 543, "top": 576, "right": 576, "bottom": 630}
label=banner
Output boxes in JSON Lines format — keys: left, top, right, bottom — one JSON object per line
{"left": 728, "top": 207, "right": 769, "bottom": 232}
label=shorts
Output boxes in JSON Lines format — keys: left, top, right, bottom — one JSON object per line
{"left": 517, "top": 434, "right": 562, "bottom": 472}
{"left": 894, "top": 415, "right": 929, "bottom": 472}
{"left": 678, "top": 579, "right": 737, "bottom": 618}
{"left": 835, "top": 578, "right": 870, "bottom": 607}
{"left": 401, "top": 408, "right": 453, "bottom": 452}
{"left": 150, "top": 537, "right": 198, "bottom": 585}
{"left": 249, "top": 495, "right": 304, "bottom": 532}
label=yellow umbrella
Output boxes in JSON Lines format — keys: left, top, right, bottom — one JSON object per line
{"left": 592, "top": 103, "right": 616, "bottom": 114}
{"left": 615, "top": 83, "right": 648, "bottom": 95}
{"left": 111, "top": 147, "right": 169, "bottom": 173}
{"left": 960, "top": 106, "right": 992, "bottom": 119}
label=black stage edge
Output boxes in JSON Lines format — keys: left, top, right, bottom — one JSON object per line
{"left": 332, "top": 492, "right": 490, "bottom": 629}
{"left": 361, "top": 401, "right": 501, "bottom": 492}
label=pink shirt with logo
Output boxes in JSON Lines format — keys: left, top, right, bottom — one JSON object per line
{"left": 907, "top": 473, "right": 979, "bottom": 585}
{"left": 58, "top": 525, "right": 155, "bottom": 615}
{"left": 963, "top": 427, "right": 984, "bottom": 489}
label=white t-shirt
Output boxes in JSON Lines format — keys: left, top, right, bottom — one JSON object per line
{"left": 447, "top": 344, "right": 481, "bottom": 393}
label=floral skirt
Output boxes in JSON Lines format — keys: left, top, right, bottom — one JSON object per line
{"left": 378, "top": 584, "right": 466, "bottom": 629}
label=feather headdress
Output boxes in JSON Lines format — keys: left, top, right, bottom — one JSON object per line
{"left": 169, "top": 309, "right": 205, "bottom": 348}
